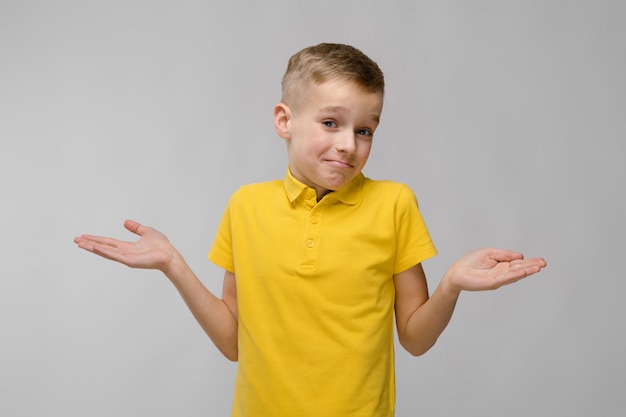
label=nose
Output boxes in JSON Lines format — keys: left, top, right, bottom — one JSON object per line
{"left": 335, "top": 130, "right": 357, "bottom": 154}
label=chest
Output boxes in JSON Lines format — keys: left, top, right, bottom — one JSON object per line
{"left": 232, "top": 197, "right": 398, "bottom": 276}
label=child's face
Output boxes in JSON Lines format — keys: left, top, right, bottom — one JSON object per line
{"left": 275, "top": 79, "right": 383, "bottom": 200}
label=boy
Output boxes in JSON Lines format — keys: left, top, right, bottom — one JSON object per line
{"left": 74, "top": 43, "right": 546, "bottom": 416}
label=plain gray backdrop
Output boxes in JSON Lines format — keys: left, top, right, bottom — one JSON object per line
{"left": 1, "top": 0, "right": 624, "bottom": 416}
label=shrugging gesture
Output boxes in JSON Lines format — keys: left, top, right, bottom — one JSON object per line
{"left": 394, "top": 248, "right": 546, "bottom": 356}
{"left": 443, "top": 248, "right": 547, "bottom": 293}
{"left": 74, "top": 219, "right": 177, "bottom": 274}
{"left": 74, "top": 219, "right": 239, "bottom": 359}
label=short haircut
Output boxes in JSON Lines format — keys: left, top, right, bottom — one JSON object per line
{"left": 281, "top": 43, "right": 385, "bottom": 107}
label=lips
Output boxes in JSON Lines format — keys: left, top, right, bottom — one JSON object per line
{"left": 324, "top": 159, "right": 354, "bottom": 168}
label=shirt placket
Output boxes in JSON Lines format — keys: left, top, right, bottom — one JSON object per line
{"left": 299, "top": 191, "right": 323, "bottom": 272}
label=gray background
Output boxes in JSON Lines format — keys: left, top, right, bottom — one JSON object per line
{"left": 1, "top": 0, "right": 624, "bottom": 416}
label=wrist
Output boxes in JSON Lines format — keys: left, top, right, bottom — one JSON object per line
{"left": 161, "top": 248, "right": 188, "bottom": 281}
{"left": 439, "top": 271, "right": 462, "bottom": 298}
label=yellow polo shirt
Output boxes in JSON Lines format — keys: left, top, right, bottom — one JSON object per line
{"left": 209, "top": 169, "right": 436, "bottom": 417}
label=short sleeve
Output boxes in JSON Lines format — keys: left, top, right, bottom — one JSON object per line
{"left": 393, "top": 184, "right": 437, "bottom": 274}
{"left": 208, "top": 195, "right": 235, "bottom": 273}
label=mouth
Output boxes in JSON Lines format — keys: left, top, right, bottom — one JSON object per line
{"left": 324, "top": 159, "right": 354, "bottom": 169}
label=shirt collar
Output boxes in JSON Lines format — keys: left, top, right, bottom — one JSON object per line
{"left": 283, "top": 167, "right": 364, "bottom": 206}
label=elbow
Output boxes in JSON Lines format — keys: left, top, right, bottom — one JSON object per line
{"left": 221, "top": 346, "right": 239, "bottom": 362}
{"left": 405, "top": 347, "right": 429, "bottom": 357}
{"left": 399, "top": 336, "right": 437, "bottom": 357}
{"left": 214, "top": 333, "right": 238, "bottom": 361}
{"left": 211, "top": 323, "right": 238, "bottom": 362}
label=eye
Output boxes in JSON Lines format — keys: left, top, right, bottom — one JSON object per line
{"left": 356, "top": 128, "right": 374, "bottom": 138}
{"left": 322, "top": 120, "right": 337, "bottom": 128}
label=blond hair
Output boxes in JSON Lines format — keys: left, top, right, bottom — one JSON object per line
{"left": 281, "top": 43, "right": 385, "bottom": 107}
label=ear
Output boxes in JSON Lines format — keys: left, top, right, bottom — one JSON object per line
{"left": 274, "top": 103, "right": 292, "bottom": 140}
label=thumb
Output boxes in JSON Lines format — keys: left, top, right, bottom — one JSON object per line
{"left": 123, "top": 219, "right": 144, "bottom": 236}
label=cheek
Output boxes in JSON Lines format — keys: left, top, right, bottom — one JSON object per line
{"left": 358, "top": 142, "right": 373, "bottom": 161}
{"left": 302, "top": 134, "right": 330, "bottom": 155}
{"left": 291, "top": 139, "right": 320, "bottom": 163}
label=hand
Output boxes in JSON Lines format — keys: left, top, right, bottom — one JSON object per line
{"left": 74, "top": 220, "right": 177, "bottom": 273}
{"left": 443, "top": 248, "right": 547, "bottom": 294}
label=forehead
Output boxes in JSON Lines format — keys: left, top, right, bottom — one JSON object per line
{"left": 295, "top": 79, "right": 384, "bottom": 118}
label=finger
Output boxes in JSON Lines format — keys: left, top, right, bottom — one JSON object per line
{"left": 123, "top": 219, "right": 142, "bottom": 235}
{"left": 499, "top": 258, "right": 546, "bottom": 283}
{"left": 74, "top": 236, "right": 117, "bottom": 258}
{"left": 530, "top": 257, "right": 547, "bottom": 268}
{"left": 511, "top": 257, "right": 547, "bottom": 272}
{"left": 486, "top": 248, "right": 524, "bottom": 263}
{"left": 91, "top": 242, "right": 125, "bottom": 262}
{"left": 87, "top": 244, "right": 119, "bottom": 262}
{"left": 75, "top": 234, "right": 119, "bottom": 248}
{"left": 74, "top": 237, "right": 98, "bottom": 252}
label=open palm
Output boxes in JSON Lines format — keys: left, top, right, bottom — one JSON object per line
{"left": 446, "top": 248, "right": 547, "bottom": 292}
{"left": 74, "top": 219, "right": 175, "bottom": 272}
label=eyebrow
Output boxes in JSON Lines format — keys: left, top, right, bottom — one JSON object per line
{"left": 319, "top": 105, "right": 380, "bottom": 123}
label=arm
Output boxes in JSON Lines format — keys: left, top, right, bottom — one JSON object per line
{"left": 74, "top": 219, "right": 239, "bottom": 361}
{"left": 394, "top": 248, "right": 547, "bottom": 356}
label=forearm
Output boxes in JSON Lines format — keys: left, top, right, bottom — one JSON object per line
{"left": 398, "top": 277, "right": 460, "bottom": 356}
{"left": 163, "top": 253, "right": 238, "bottom": 361}
{"left": 397, "top": 248, "right": 547, "bottom": 356}
{"left": 74, "top": 221, "right": 239, "bottom": 359}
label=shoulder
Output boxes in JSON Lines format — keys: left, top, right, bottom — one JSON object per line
{"left": 228, "top": 180, "right": 285, "bottom": 210}
{"left": 361, "top": 177, "right": 418, "bottom": 204}
{"left": 229, "top": 179, "right": 283, "bottom": 201}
